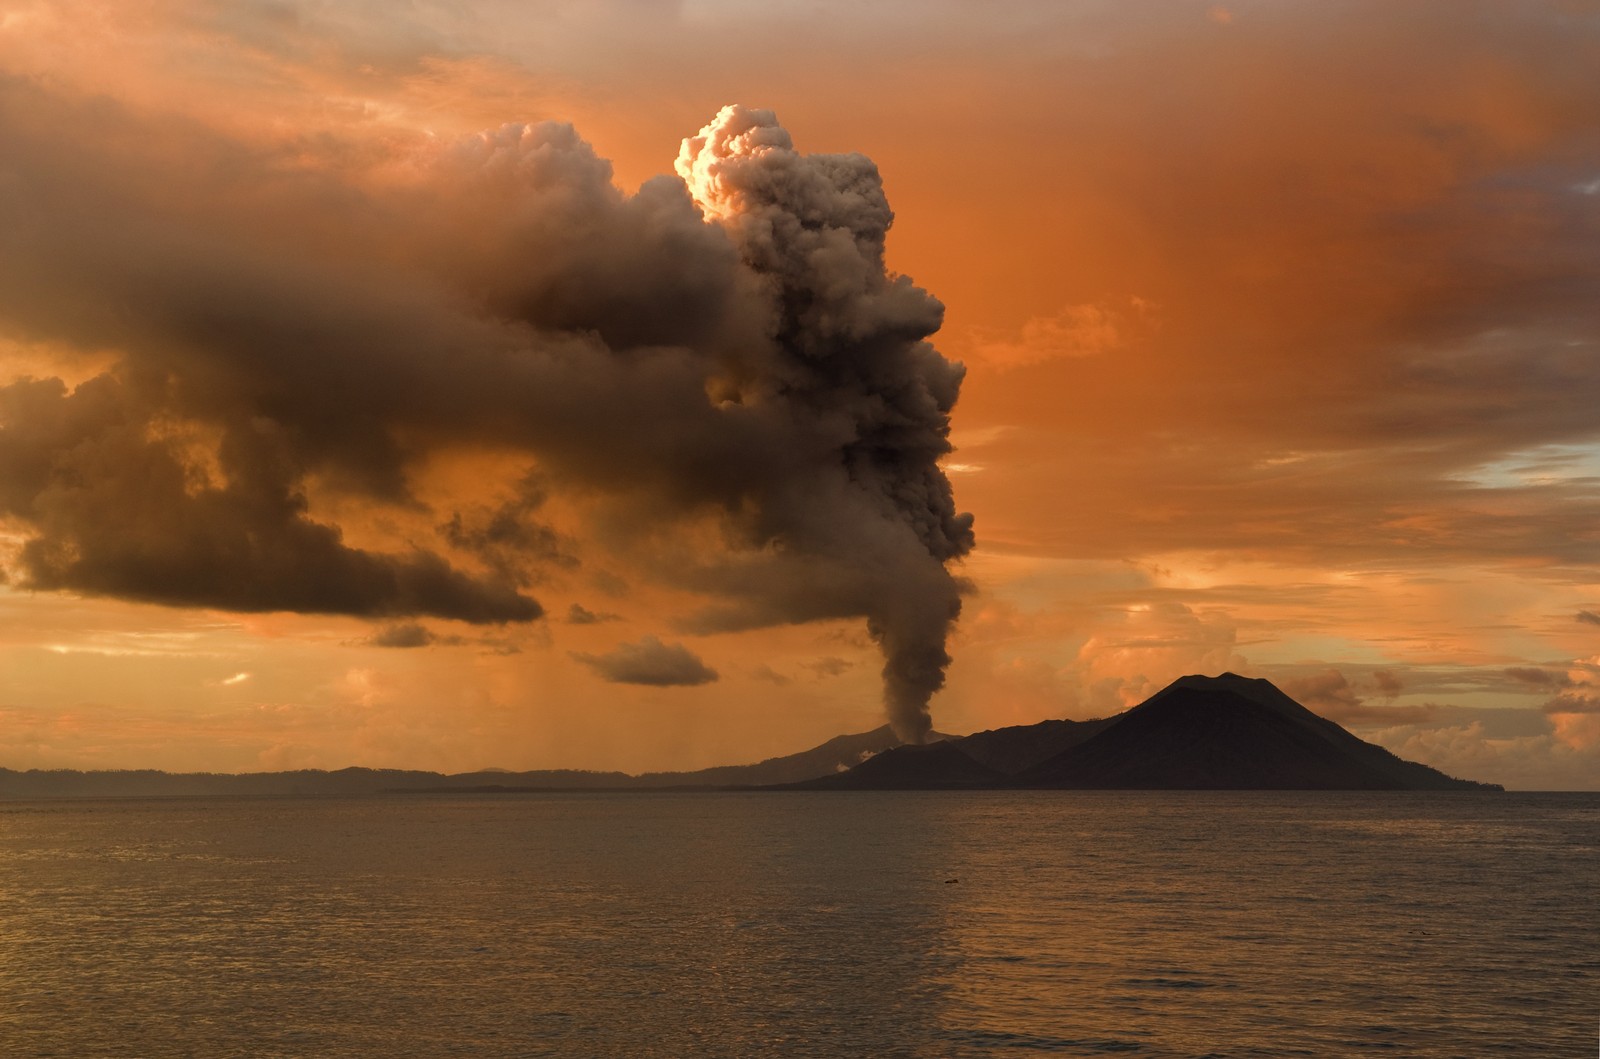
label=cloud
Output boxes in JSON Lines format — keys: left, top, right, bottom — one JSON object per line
{"left": 10, "top": 1, "right": 1598, "bottom": 779}
{"left": 1547, "top": 711, "right": 1600, "bottom": 753}
{"left": 572, "top": 636, "right": 718, "bottom": 686}
{"left": 1372, "top": 716, "right": 1600, "bottom": 789}
{"left": 0, "top": 84, "right": 970, "bottom": 736}
{"left": 966, "top": 299, "right": 1155, "bottom": 370}
{"left": 566, "top": 603, "right": 620, "bottom": 625}
{"left": 802, "top": 656, "right": 855, "bottom": 678}
{"left": 367, "top": 623, "right": 438, "bottom": 649}
{"left": 1281, "top": 669, "right": 1441, "bottom": 726}
{"left": 0, "top": 375, "right": 543, "bottom": 623}
{"left": 1370, "top": 668, "right": 1403, "bottom": 700}
{"left": 440, "top": 474, "right": 576, "bottom": 588}
{"left": 1578, "top": 611, "right": 1600, "bottom": 627}
{"left": 1505, "top": 666, "right": 1572, "bottom": 689}
{"left": 672, "top": 104, "right": 973, "bottom": 740}
{"left": 748, "top": 663, "right": 791, "bottom": 686}
{"left": 910, "top": 5, "right": 1600, "bottom": 577}
{"left": 1076, "top": 602, "right": 1244, "bottom": 710}
{"left": 1282, "top": 669, "right": 1363, "bottom": 712}
{"left": 1544, "top": 692, "right": 1600, "bottom": 716}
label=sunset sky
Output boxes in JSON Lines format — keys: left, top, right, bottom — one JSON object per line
{"left": 2, "top": 1, "right": 1598, "bottom": 789}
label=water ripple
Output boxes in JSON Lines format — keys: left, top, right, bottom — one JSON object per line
{"left": 0, "top": 791, "right": 1593, "bottom": 1058}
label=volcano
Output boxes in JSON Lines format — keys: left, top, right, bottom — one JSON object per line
{"left": 802, "top": 673, "right": 1500, "bottom": 791}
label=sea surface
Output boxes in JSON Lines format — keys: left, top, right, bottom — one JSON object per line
{"left": 0, "top": 791, "right": 1594, "bottom": 1057}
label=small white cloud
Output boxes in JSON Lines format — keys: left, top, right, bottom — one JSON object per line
{"left": 220, "top": 672, "right": 251, "bottom": 686}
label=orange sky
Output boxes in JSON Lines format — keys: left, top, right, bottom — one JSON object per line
{"left": 2, "top": 1, "right": 1598, "bottom": 788}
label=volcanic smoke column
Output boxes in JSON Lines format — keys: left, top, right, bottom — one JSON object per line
{"left": 677, "top": 106, "right": 975, "bottom": 743}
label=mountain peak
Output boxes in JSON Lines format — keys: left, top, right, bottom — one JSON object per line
{"left": 1171, "top": 672, "right": 1267, "bottom": 691}
{"left": 1156, "top": 672, "right": 1322, "bottom": 722}
{"left": 1014, "top": 673, "right": 1496, "bottom": 790}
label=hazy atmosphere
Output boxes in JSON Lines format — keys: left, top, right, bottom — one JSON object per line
{"left": 2, "top": 0, "right": 1598, "bottom": 790}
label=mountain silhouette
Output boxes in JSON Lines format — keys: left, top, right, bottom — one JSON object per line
{"left": 1013, "top": 673, "right": 1493, "bottom": 789}
{"left": 815, "top": 673, "right": 1499, "bottom": 791}
{"left": 793, "top": 741, "right": 1005, "bottom": 790}
{"left": 631, "top": 725, "right": 953, "bottom": 788}
{"left": 0, "top": 725, "right": 953, "bottom": 798}
{"left": 957, "top": 716, "right": 1115, "bottom": 774}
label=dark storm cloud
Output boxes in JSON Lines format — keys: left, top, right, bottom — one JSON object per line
{"left": 0, "top": 86, "right": 969, "bottom": 732}
{"left": 1577, "top": 610, "right": 1600, "bottom": 627}
{"left": 0, "top": 375, "right": 539, "bottom": 622}
{"left": 572, "top": 636, "right": 718, "bottom": 686}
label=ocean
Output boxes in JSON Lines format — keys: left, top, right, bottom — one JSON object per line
{"left": 1, "top": 791, "right": 1593, "bottom": 1057}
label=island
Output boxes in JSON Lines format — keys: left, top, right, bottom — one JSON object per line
{"left": 0, "top": 673, "right": 1501, "bottom": 797}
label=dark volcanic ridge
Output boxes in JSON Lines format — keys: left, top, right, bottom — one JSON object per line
{"left": 800, "top": 741, "right": 1006, "bottom": 791}
{"left": 0, "top": 674, "right": 1501, "bottom": 798}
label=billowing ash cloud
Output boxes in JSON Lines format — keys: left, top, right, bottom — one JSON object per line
{"left": 0, "top": 86, "right": 970, "bottom": 739}
{"left": 672, "top": 105, "right": 974, "bottom": 740}
{"left": 573, "top": 636, "right": 719, "bottom": 687}
{"left": 0, "top": 374, "right": 542, "bottom": 623}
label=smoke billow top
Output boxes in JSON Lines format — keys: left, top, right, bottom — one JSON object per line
{"left": 674, "top": 106, "right": 975, "bottom": 740}
{"left": 0, "top": 93, "right": 972, "bottom": 741}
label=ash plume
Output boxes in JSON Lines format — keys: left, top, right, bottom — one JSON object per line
{"left": 0, "top": 86, "right": 970, "bottom": 739}
{"left": 675, "top": 105, "right": 974, "bottom": 740}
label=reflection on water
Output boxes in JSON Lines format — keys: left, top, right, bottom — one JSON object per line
{"left": 930, "top": 793, "right": 1598, "bottom": 1055}
{"left": 0, "top": 791, "right": 1593, "bottom": 1057}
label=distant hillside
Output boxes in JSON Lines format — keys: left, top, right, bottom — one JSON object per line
{"left": 957, "top": 717, "right": 1114, "bottom": 774}
{"left": 793, "top": 741, "right": 1004, "bottom": 790}
{"left": 0, "top": 726, "right": 948, "bottom": 799}
{"left": 632, "top": 725, "right": 951, "bottom": 788}
{"left": 786, "top": 716, "right": 1114, "bottom": 791}
{"left": 0, "top": 766, "right": 636, "bottom": 800}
